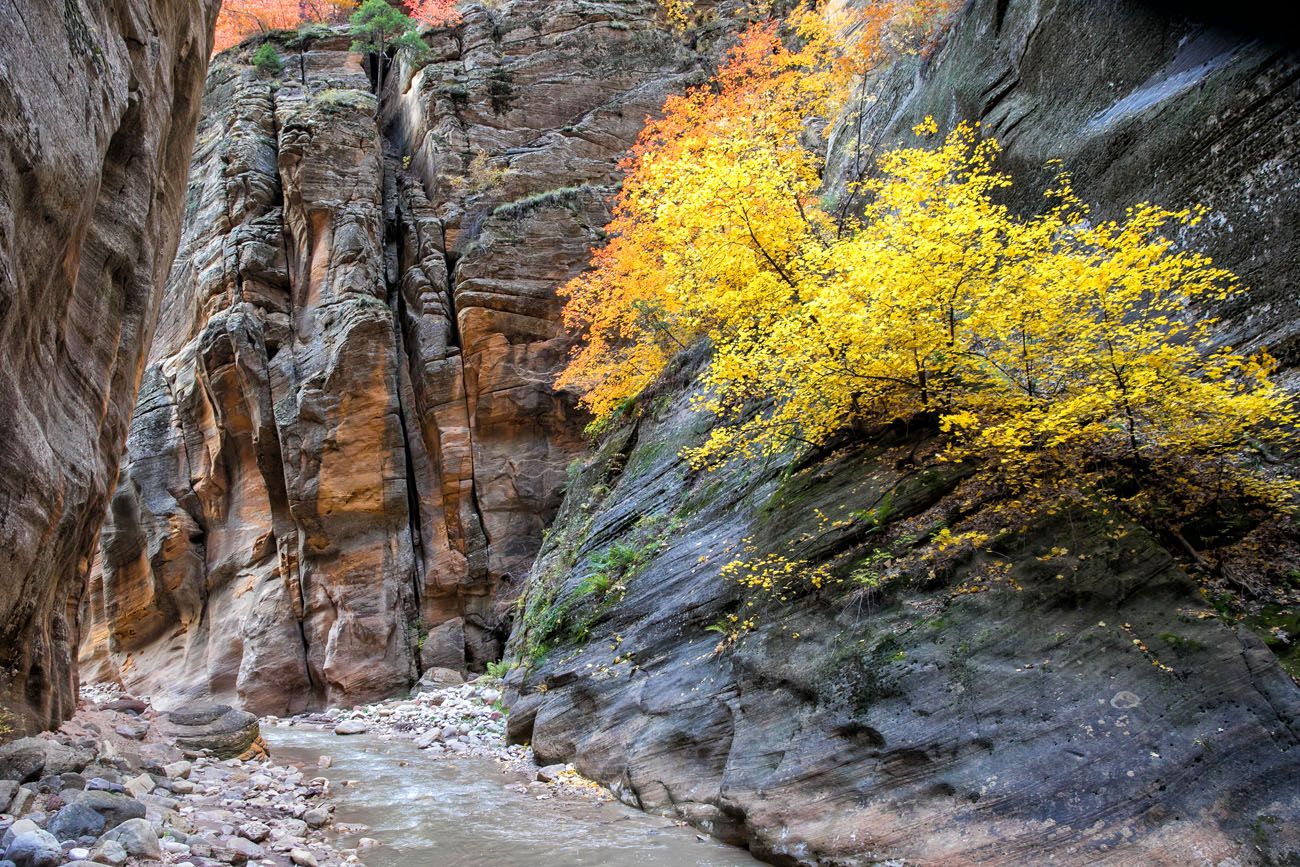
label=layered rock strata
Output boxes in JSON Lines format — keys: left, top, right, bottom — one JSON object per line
{"left": 0, "top": 0, "right": 218, "bottom": 733}
{"left": 503, "top": 0, "right": 1300, "bottom": 863}
{"left": 80, "top": 0, "right": 714, "bottom": 713}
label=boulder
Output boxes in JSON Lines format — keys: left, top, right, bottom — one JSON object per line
{"left": 112, "top": 723, "right": 147, "bottom": 741}
{"left": 83, "top": 779, "right": 126, "bottom": 794}
{"left": 414, "top": 668, "right": 464, "bottom": 694}
{"left": 0, "top": 781, "right": 16, "bottom": 812}
{"left": 100, "top": 699, "right": 148, "bottom": 716}
{"left": 5, "top": 788, "right": 32, "bottom": 817}
{"left": 215, "top": 835, "right": 264, "bottom": 863}
{"left": 0, "top": 820, "right": 38, "bottom": 851}
{"left": 66, "top": 790, "right": 147, "bottom": 828}
{"left": 419, "top": 619, "right": 466, "bottom": 672}
{"left": 332, "top": 720, "right": 368, "bottom": 736}
{"left": 46, "top": 803, "right": 106, "bottom": 841}
{"left": 0, "top": 742, "right": 45, "bottom": 783}
{"left": 160, "top": 705, "right": 262, "bottom": 759}
{"left": 302, "top": 808, "right": 330, "bottom": 828}
{"left": 98, "top": 818, "right": 161, "bottom": 860}
{"left": 1, "top": 825, "right": 60, "bottom": 867}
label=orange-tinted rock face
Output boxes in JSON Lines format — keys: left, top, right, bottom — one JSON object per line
{"left": 0, "top": 0, "right": 218, "bottom": 734}
{"left": 80, "top": 2, "right": 712, "bottom": 712}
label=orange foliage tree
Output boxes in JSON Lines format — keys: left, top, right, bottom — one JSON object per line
{"left": 213, "top": 0, "right": 357, "bottom": 54}
{"left": 407, "top": 0, "right": 461, "bottom": 27}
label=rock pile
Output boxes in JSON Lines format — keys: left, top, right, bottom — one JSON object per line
{"left": 279, "top": 672, "right": 515, "bottom": 761}
{"left": 1, "top": 686, "right": 352, "bottom": 867}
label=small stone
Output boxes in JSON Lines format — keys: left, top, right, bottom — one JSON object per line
{"left": 316, "top": 756, "right": 332, "bottom": 769}
{"left": 279, "top": 818, "right": 308, "bottom": 837}
{"left": 83, "top": 779, "right": 125, "bottom": 795}
{"left": 170, "top": 779, "right": 194, "bottom": 795}
{"left": 218, "top": 835, "right": 265, "bottom": 862}
{"left": 89, "top": 839, "right": 128, "bottom": 866}
{"left": 112, "top": 723, "right": 147, "bottom": 741}
{"left": 236, "top": 822, "right": 269, "bottom": 843}
{"left": 290, "top": 848, "right": 318, "bottom": 867}
{"left": 332, "top": 720, "right": 368, "bottom": 736}
{"left": 7, "top": 787, "right": 34, "bottom": 817}
{"left": 535, "top": 764, "right": 567, "bottom": 783}
{"left": 98, "top": 818, "right": 161, "bottom": 860}
{"left": 67, "top": 846, "right": 91, "bottom": 860}
{"left": 302, "top": 808, "right": 331, "bottom": 828}
{"left": 122, "top": 773, "right": 154, "bottom": 798}
{"left": 162, "top": 761, "right": 192, "bottom": 780}
{"left": 357, "top": 838, "right": 380, "bottom": 850}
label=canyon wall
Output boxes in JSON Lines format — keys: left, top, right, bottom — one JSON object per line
{"left": 503, "top": 0, "right": 1300, "bottom": 864}
{"left": 0, "top": 0, "right": 217, "bottom": 734}
{"left": 78, "top": 0, "right": 720, "bottom": 713}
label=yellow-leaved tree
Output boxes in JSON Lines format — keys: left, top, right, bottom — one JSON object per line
{"left": 559, "top": 5, "right": 1296, "bottom": 528}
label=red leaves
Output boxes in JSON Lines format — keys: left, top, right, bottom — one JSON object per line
{"left": 406, "top": 0, "right": 462, "bottom": 28}
{"left": 213, "top": 0, "right": 357, "bottom": 54}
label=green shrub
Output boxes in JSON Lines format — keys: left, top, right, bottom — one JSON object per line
{"left": 252, "top": 42, "right": 283, "bottom": 76}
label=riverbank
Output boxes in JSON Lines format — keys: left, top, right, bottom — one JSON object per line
{"left": 3, "top": 677, "right": 761, "bottom": 866}
{"left": 269, "top": 671, "right": 607, "bottom": 802}
{"left": 265, "top": 718, "right": 763, "bottom": 866}
{"left": 1, "top": 685, "right": 349, "bottom": 867}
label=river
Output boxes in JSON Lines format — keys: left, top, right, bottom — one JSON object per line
{"left": 263, "top": 725, "right": 766, "bottom": 867}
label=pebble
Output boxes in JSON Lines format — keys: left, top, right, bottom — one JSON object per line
{"left": 291, "top": 847, "right": 320, "bottom": 867}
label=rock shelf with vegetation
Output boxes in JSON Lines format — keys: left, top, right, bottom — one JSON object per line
{"left": 0, "top": 0, "right": 1299, "bottom": 865}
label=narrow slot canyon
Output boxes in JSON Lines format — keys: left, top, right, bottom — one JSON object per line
{"left": 2, "top": 1, "right": 1300, "bottom": 866}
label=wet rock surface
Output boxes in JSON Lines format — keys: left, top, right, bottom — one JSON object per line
{"left": 510, "top": 369, "right": 1300, "bottom": 866}
{"left": 0, "top": 0, "right": 219, "bottom": 734}
{"left": 829, "top": 0, "right": 1300, "bottom": 381}
{"left": 498, "top": 1, "right": 1300, "bottom": 864}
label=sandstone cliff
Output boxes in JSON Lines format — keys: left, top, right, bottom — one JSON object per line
{"left": 79, "top": 0, "right": 717, "bottom": 713}
{"left": 0, "top": 0, "right": 217, "bottom": 734}
{"left": 503, "top": 0, "right": 1300, "bottom": 863}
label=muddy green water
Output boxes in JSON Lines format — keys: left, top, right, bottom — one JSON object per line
{"left": 263, "top": 726, "right": 765, "bottom": 867}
